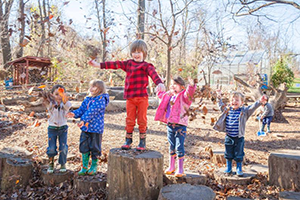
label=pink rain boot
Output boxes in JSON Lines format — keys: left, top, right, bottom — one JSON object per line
{"left": 165, "top": 154, "right": 176, "bottom": 175}
{"left": 175, "top": 157, "right": 185, "bottom": 177}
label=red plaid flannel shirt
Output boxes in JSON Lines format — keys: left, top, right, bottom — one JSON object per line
{"left": 100, "top": 59, "right": 163, "bottom": 99}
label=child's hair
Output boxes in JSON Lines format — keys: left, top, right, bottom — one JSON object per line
{"left": 89, "top": 80, "right": 106, "bottom": 96}
{"left": 264, "top": 95, "right": 269, "bottom": 102}
{"left": 51, "top": 84, "right": 66, "bottom": 94}
{"left": 230, "top": 91, "right": 244, "bottom": 102}
{"left": 130, "top": 40, "right": 147, "bottom": 59}
{"left": 173, "top": 75, "right": 185, "bottom": 87}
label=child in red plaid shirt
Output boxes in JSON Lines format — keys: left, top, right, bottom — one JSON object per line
{"left": 88, "top": 40, "right": 165, "bottom": 150}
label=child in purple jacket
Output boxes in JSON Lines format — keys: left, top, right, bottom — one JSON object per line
{"left": 155, "top": 76, "right": 196, "bottom": 177}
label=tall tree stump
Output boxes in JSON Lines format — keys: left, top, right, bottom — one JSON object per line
{"left": 0, "top": 157, "right": 33, "bottom": 191}
{"left": 269, "top": 150, "right": 300, "bottom": 191}
{"left": 74, "top": 172, "right": 107, "bottom": 194}
{"left": 108, "top": 148, "right": 163, "bottom": 200}
{"left": 158, "top": 184, "right": 215, "bottom": 200}
{"left": 41, "top": 168, "right": 74, "bottom": 186}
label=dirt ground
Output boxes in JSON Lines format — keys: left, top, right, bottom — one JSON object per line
{"left": 0, "top": 98, "right": 299, "bottom": 199}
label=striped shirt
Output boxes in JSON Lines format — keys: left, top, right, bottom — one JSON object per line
{"left": 100, "top": 59, "right": 163, "bottom": 99}
{"left": 226, "top": 108, "right": 241, "bottom": 137}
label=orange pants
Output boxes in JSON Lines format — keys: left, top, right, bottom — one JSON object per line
{"left": 125, "top": 97, "right": 149, "bottom": 133}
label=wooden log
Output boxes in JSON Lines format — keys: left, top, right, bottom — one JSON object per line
{"left": 269, "top": 150, "right": 300, "bottom": 191}
{"left": 279, "top": 191, "right": 300, "bottom": 200}
{"left": 0, "top": 147, "right": 33, "bottom": 181}
{"left": 73, "top": 173, "right": 107, "bottom": 194}
{"left": 41, "top": 168, "right": 74, "bottom": 186}
{"left": 0, "top": 157, "right": 33, "bottom": 192}
{"left": 163, "top": 172, "right": 207, "bottom": 185}
{"left": 213, "top": 166, "right": 256, "bottom": 185}
{"left": 158, "top": 184, "right": 215, "bottom": 200}
{"left": 107, "top": 148, "right": 163, "bottom": 200}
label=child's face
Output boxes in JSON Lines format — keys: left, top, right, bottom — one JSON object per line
{"left": 52, "top": 89, "right": 62, "bottom": 104}
{"left": 230, "top": 96, "right": 243, "bottom": 110}
{"left": 169, "top": 80, "right": 183, "bottom": 95}
{"left": 261, "top": 99, "right": 267, "bottom": 105}
{"left": 89, "top": 85, "right": 100, "bottom": 96}
{"left": 131, "top": 51, "right": 144, "bottom": 62}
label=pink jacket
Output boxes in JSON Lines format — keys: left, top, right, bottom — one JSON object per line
{"left": 154, "top": 85, "right": 196, "bottom": 126}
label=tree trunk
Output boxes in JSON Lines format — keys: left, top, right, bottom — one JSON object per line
{"left": 158, "top": 184, "right": 216, "bottom": 200}
{"left": 1, "top": 157, "right": 33, "bottom": 192}
{"left": 137, "top": 0, "right": 145, "bottom": 39}
{"left": 0, "top": 0, "right": 14, "bottom": 70}
{"left": 37, "top": 0, "right": 45, "bottom": 57}
{"left": 41, "top": 168, "right": 74, "bottom": 186}
{"left": 166, "top": 44, "right": 171, "bottom": 88}
{"left": 269, "top": 150, "right": 300, "bottom": 191}
{"left": 108, "top": 148, "right": 163, "bottom": 200}
{"left": 73, "top": 174, "right": 106, "bottom": 194}
{"left": 16, "top": 0, "right": 25, "bottom": 58}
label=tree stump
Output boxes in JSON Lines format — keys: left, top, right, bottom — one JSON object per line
{"left": 210, "top": 149, "right": 226, "bottom": 165}
{"left": 279, "top": 191, "right": 300, "bottom": 200}
{"left": 213, "top": 166, "right": 256, "bottom": 185}
{"left": 163, "top": 172, "right": 207, "bottom": 185}
{"left": 0, "top": 157, "right": 33, "bottom": 191}
{"left": 269, "top": 149, "right": 300, "bottom": 191}
{"left": 74, "top": 172, "right": 107, "bottom": 194}
{"left": 41, "top": 168, "right": 74, "bottom": 186}
{"left": 158, "top": 184, "right": 215, "bottom": 200}
{"left": 107, "top": 148, "right": 163, "bottom": 200}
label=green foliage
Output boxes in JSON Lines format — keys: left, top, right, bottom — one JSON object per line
{"left": 271, "top": 57, "right": 294, "bottom": 88}
{"left": 288, "top": 78, "right": 300, "bottom": 93}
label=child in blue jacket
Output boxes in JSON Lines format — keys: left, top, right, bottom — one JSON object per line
{"left": 67, "top": 80, "right": 109, "bottom": 175}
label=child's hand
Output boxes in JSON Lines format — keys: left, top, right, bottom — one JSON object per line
{"left": 88, "top": 59, "right": 100, "bottom": 68}
{"left": 188, "top": 77, "right": 195, "bottom": 86}
{"left": 66, "top": 112, "right": 75, "bottom": 118}
{"left": 77, "top": 121, "right": 84, "bottom": 128}
{"left": 156, "top": 83, "right": 166, "bottom": 92}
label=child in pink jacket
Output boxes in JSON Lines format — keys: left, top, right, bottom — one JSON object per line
{"left": 155, "top": 76, "right": 196, "bottom": 177}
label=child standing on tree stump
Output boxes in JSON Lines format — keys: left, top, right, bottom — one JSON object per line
{"left": 42, "top": 84, "right": 72, "bottom": 173}
{"left": 258, "top": 95, "right": 274, "bottom": 133}
{"left": 88, "top": 39, "right": 165, "bottom": 151}
{"left": 66, "top": 80, "right": 109, "bottom": 175}
{"left": 213, "top": 91, "right": 267, "bottom": 176}
{"left": 155, "top": 76, "right": 196, "bottom": 177}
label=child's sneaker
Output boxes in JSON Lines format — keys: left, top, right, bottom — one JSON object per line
{"left": 59, "top": 164, "right": 66, "bottom": 172}
{"left": 47, "top": 157, "right": 54, "bottom": 173}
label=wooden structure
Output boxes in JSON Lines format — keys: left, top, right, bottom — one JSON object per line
{"left": 8, "top": 56, "right": 52, "bottom": 85}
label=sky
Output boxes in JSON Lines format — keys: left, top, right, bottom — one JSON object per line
{"left": 62, "top": 0, "right": 300, "bottom": 54}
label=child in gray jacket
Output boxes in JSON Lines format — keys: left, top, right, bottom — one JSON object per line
{"left": 213, "top": 91, "right": 267, "bottom": 176}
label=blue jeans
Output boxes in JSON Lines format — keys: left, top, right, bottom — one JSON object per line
{"left": 224, "top": 135, "right": 244, "bottom": 162}
{"left": 167, "top": 124, "right": 186, "bottom": 158}
{"left": 46, "top": 126, "right": 68, "bottom": 165}
{"left": 79, "top": 131, "right": 103, "bottom": 160}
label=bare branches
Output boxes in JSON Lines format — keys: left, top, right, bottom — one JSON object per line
{"left": 234, "top": 0, "right": 300, "bottom": 17}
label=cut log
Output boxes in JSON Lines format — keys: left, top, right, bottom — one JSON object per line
{"left": 73, "top": 173, "right": 107, "bottom": 194}
{"left": 279, "top": 191, "right": 300, "bottom": 200}
{"left": 41, "top": 168, "right": 74, "bottom": 186}
{"left": 0, "top": 157, "right": 33, "bottom": 191}
{"left": 0, "top": 147, "right": 33, "bottom": 180}
{"left": 269, "top": 149, "right": 300, "bottom": 191}
{"left": 158, "top": 184, "right": 215, "bottom": 200}
{"left": 107, "top": 148, "right": 163, "bottom": 200}
{"left": 163, "top": 172, "right": 207, "bottom": 185}
{"left": 210, "top": 149, "right": 246, "bottom": 166}
{"left": 213, "top": 166, "right": 256, "bottom": 185}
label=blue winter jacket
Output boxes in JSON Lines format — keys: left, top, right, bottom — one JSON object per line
{"left": 72, "top": 93, "right": 109, "bottom": 134}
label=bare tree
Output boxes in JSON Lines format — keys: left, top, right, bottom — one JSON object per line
{"left": 16, "top": 0, "right": 29, "bottom": 58}
{"left": 145, "top": 0, "right": 195, "bottom": 87}
{"left": 0, "top": 0, "right": 14, "bottom": 69}
{"left": 137, "top": 0, "right": 145, "bottom": 39}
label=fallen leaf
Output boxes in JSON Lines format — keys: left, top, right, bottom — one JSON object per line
{"left": 29, "top": 111, "right": 35, "bottom": 117}
{"left": 76, "top": 86, "right": 79, "bottom": 93}
{"left": 38, "top": 85, "right": 46, "bottom": 89}
{"left": 203, "top": 106, "right": 208, "bottom": 115}
{"left": 28, "top": 87, "right": 35, "bottom": 95}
